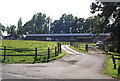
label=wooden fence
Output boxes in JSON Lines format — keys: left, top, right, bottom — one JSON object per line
{"left": 107, "top": 53, "right": 120, "bottom": 75}
{"left": 69, "top": 42, "right": 89, "bottom": 52}
{"left": 100, "top": 45, "right": 120, "bottom": 75}
{"left": 0, "top": 43, "right": 62, "bottom": 63}
{"left": 59, "top": 41, "right": 89, "bottom": 52}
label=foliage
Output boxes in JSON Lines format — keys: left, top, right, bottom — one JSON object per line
{"left": 50, "top": 14, "right": 76, "bottom": 33}
{"left": 51, "top": 13, "right": 88, "bottom": 34}
{"left": 17, "top": 18, "right": 23, "bottom": 38}
{"left": 86, "top": 16, "right": 105, "bottom": 34}
{"left": 0, "top": 23, "right": 5, "bottom": 36}
{"left": 50, "top": 13, "right": 105, "bottom": 34}
{"left": 23, "top": 13, "right": 51, "bottom": 34}
{"left": 6, "top": 25, "right": 17, "bottom": 38}
{"left": 1, "top": 12, "right": 51, "bottom": 38}
{"left": 90, "top": 2, "right": 120, "bottom": 53}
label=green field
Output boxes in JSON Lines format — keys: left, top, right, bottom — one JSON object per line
{"left": 1, "top": 40, "right": 65, "bottom": 64}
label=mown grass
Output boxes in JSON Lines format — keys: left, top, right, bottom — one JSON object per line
{"left": 1, "top": 40, "right": 65, "bottom": 64}
{"left": 104, "top": 52, "right": 120, "bottom": 79}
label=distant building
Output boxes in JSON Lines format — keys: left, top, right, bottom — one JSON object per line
{"left": 25, "top": 33, "right": 110, "bottom": 42}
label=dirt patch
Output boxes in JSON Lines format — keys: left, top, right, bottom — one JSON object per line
{"left": 60, "top": 60, "right": 78, "bottom": 65}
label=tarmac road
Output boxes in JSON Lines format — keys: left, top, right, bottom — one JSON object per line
{"left": 2, "top": 45, "right": 113, "bottom": 79}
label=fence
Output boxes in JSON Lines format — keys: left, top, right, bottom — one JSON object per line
{"left": 57, "top": 41, "right": 89, "bottom": 53}
{"left": 0, "top": 43, "right": 62, "bottom": 63}
{"left": 100, "top": 45, "right": 120, "bottom": 75}
{"left": 69, "top": 42, "right": 89, "bottom": 52}
{"left": 59, "top": 41, "right": 120, "bottom": 75}
{"left": 108, "top": 53, "right": 120, "bottom": 75}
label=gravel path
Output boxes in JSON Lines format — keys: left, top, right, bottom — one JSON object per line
{"left": 2, "top": 45, "right": 113, "bottom": 79}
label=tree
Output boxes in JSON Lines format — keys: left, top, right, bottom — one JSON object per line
{"left": 6, "top": 25, "right": 17, "bottom": 38}
{"left": 23, "top": 12, "right": 50, "bottom": 34}
{"left": 0, "top": 23, "right": 5, "bottom": 36}
{"left": 84, "top": 16, "right": 105, "bottom": 34}
{"left": 43, "top": 17, "right": 52, "bottom": 34}
{"left": 50, "top": 13, "right": 85, "bottom": 34}
{"left": 17, "top": 18, "right": 23, "bottom": 38}
{"left": 90, "top": 2, "right": 120, "bottom": 53}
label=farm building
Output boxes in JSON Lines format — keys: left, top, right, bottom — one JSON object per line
{"left": 25, "top": 33, "right": 110, "bottom": 42}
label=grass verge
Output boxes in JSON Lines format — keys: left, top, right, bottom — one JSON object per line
{"left": 49, "top": 50, "right": 66, "bottom": 61}
{"left": 69, "top": 46, "right": 89, "bottom": 54}
{"left": 104, "top": 52, "right": 120, "bottom": 79}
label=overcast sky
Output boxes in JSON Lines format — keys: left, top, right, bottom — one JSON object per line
{"left": 0, "top": 0, "right": 96, "bottom": 26}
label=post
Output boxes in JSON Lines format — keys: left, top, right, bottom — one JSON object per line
{"left": 73, "top": 42, "right": 75, "bottom": 48}
{"left": 4, "top": 46, "right": 6, "bottom": 61}
{"left": 34, "top": 48, "right": 37, "bottom": 62}
{"left": 118, "top": 65, "right": 120, "bottom": 75}
{"left": 47, "top": 47, "right": 50, "bottom": 62}
{"left": 58, "top": 43, "right": 60, "bottom": 53}
{"left": 55, "top": 46, "right": 57, "bottom": 56}
{"left": 112, "top": 54, "right": 116, "bottom": 69}
{"left": 77, "top": 42, "right": 79, "bottom": 49}
{"left": 105, "top": 45, "right": 108, "bottom": 55}
{"left": 75, "top": 42, "right": 76, "bottom": 48}
{"left": 85, "top": 44, "right": 88, "bottom": 52}
{"left": 59, "top": 43, "right": 61, "bottom": 53}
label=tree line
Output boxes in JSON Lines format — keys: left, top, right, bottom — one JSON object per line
{"left": 0, "top": 12, "right": 106, "bottom": 39}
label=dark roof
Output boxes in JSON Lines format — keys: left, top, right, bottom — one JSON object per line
{"left": 26, "top": 33, "right": 110, "bottom": 37}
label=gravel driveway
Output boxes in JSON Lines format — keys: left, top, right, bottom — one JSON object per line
{"left": 2, "top": 45, "right": 113, "bottom": 79}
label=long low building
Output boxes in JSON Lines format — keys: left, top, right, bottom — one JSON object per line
{"left": 25, "top": 33, "right": 110, "bottom": 42}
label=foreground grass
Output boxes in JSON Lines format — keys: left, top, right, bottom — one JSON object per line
{"left": 104, "top": 52, "right": 120, "bottom": 79}
{"left": 1, "top": 40, "right": 66, "bottom": 64}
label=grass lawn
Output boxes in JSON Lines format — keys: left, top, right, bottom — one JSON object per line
{"left": 1, "top": 40, "right": 66, "bottom": 64}
{"left": 104, "top": 52, "right": 120, "bottom": 79}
